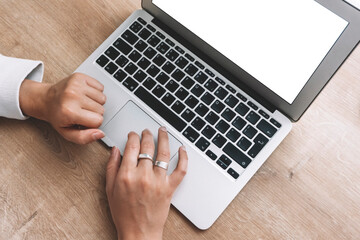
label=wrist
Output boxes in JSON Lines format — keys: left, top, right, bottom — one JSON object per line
{"left": 118, "top": 230, "right": 163, "bottom": 240}
{"left": 19, "top": 79, "right": 51, "bottom": 121}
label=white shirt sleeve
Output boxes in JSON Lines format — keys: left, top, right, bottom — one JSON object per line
{"left": 0, "top": 54, "right": 44, "bottom": 120}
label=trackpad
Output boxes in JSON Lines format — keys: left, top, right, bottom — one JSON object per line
{"left": 102, "top": 101, "right": 182, "bottom": 167}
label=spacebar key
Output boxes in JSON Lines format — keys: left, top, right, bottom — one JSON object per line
{"left": 135, "top": 86, "right": 187, "bottom": 132}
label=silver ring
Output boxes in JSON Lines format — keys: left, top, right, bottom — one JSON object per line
{"left": 138, "top": 153, "right": 153, "bottom": 162}
{"left": 154, "top": 160, "right": 169, "bottom": 170}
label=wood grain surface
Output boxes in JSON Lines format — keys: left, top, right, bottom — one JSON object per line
{"left": 1, "top": 1, "right": 359, "bottom": 239}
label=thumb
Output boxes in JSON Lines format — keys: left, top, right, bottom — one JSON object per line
{"left": 58, "top": 128, "right": 105, "bottom": 144}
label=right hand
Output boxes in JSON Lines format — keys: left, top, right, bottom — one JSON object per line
{"left": 106, "top": 127, "right": 188, "bottom": 240}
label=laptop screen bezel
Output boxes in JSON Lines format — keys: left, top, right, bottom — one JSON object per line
{"left": 142, "top": 0, "right": 360, "bottom": 121}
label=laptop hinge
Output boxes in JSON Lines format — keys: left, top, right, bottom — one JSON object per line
{"left": 151, "top": 17, "right": 277, "bottom": 114}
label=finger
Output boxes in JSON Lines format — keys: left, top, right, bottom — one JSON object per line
{"left": 81, "top": 97, "right": 105, "bottom": 115}
{"left": 106, "top": 147, "right": 121, "bottom": 198}
{"left": 84, "top": 75, "right": 104, "bottom": 92}
{"left": 168, "top": 146, "right": 188, "bottom": 191}
{"left": 154, "top": 126, "right": 170, "bottom": 176}
{"left": 138, "top": 129, "right": 155, "bottom": 170}
{"left": 58, "top": 128, "right": 105, "bottom": 144}
{"left": 120, "top": 131, "right": 140, "bottom": 171}
{"left": 85, "top": 86, "right": 106, "bottom": 105}
{"left": 72, "top": 109, "right": 103, "bottom": 128}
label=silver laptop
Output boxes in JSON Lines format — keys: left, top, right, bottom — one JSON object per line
{"left": 75, "top": 0, "right": 360, "bottom": 229}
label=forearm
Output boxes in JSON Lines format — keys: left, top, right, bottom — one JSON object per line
{"left": 19, "top": 79, "right": 51, "bottom": 121}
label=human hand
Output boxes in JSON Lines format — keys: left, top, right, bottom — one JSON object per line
{"left": 19, "top": 73, "right": 106, "bottom": 144}
{"left": 106, "top": 127, "right": 188, "bottom": 240}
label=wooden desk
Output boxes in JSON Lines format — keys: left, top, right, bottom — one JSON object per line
{"left": 1, "top": 1, "right": 359, "bottom": 239}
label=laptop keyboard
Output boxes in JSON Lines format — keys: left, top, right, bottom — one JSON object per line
{"left": 95, "top": 17, "right": 283, "bottom": 180}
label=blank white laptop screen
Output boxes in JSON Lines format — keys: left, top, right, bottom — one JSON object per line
{"left": 153, "top": 0, "right": 348, "bottom": 104}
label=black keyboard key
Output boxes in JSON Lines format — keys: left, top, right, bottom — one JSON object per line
{"left": 223, "top": 143, "right": 251, "bottom": 168}
{"left": 215, "top": 86, "right": 229, "bottom": 100}
{"left": 137, "top": 57, "right": 151, "bottom": 70}
{"left": 201, "top": 92, "right": 215, "bottom": 105}
{"left": 270, "top": 118, "right": 282, "bottom": 128}
{"left": 216, "top": 155, "right": 232, "bottom": 170}
{"left": 166, "top": 49, "right": 180, "bottom": 61}
{"left": 146, "top": 65, "right": 160, "bottom": 77}
{"left": 171, "top": 100, "right": 185, "bottom": 114}
{"left": 122, "top": 30, "right": 138, "bottom": 45}
{"left": 191, "top": 84, "right": 205, "bottom": 97}
{"left": 165, "top": 80, "right": 179, "bottom": 92}
{"left": 181, "top": 109, "right": 195, "bottom": 122}
{"left": 237, "top": 137, "right": 252, "bottom": 151}
{"left": 153, "top": 54, "right": 166, "bottom": 66}
{"left": 227, "top": 168, "right": 239, "bottom": 179}
{"left": 105, "top": 46, "right": 120, "bottom": 60}
{"left": 191, "top": 117, "right": 206, "bottom": 131}
{"left": 243, "top": 125, "right": 257, "bottom": 139}
{"left": 204, "top": 79, "right": 218, "bottom": 92}
{"left": 205, "top": 111, "right": 220, "bottom": 125}
{"left": 137, "top": 17, "right": 147, "bottom": 25}
{"left": 216, "top": 120, "right": 230, "bottom": 134}
{"left": 181, "top": 77, "right": 195, "bottom": 89}
{"left": 225, "top": 84, "right": 236, "bottom": 93}
{"left": 175, "top": 56, "right": 189, "bottom": 69}
{"left": 194, "top": 72, "right": 208, "bottom": 84}
{"left": 133, "top": 70, "right": 147, "bottom": 82}
{"left": 226, "top": 128, "right": 241, "bottom": 142}
{"left": 152, "top": 85, "right": 166, "bottom": 98}
{"left": 205, "top": 69, "right": 215, "bottom": 77}
{"left": 114, "top": 69, "right": 127, "bottom": 82}
{"left": 235, "top": 102, "right": 250, "bottom": 116}
{"left": 172, "top": 69, "right": 185, "bottom": 81}
{"left": 156, "top": 31, "right": 165, "bottom": 39}
{"left": 129, "top": 50, "right": 142, "bottom": 62}
{"left": 175, "top": 87, "right": 189, "bottom": 100}
{"left": 138, "top": 28, "right": 151, "bottom": 40}
{"left": 182, "top": 126, "right": 200, "bottom": 143}
{"left": 135, "top": 86, "right": 187, "bottom": 132}
{"left": 144, "top": 47, "right": 157, "bottom": 59}
{"left": 124, "top": 62, "right": 138, "bottom": 75}
{"left": 185, "top": 53, "right": 195, "bottom": 62}
{"left": 212, "top": 134, "right": 227, "bottom": 148}
{"left": 257, "top": 119, "right": 277, "bottom": 138}
{"left": 195, "top": 137, "right": 210, "bottom": 152}
{"left": 113, "top": 38, "right": 132, "bottom": 55}
{"left": 130, "top": 21, "right": 143, "bottom": 33}
{"left": 165, "top": 38, "right": 175, "bottom": 47}
{"left": 232, "top": 116, "right": 246, "bottom": 131}
{"left": 206, "top": 150, "right": 217, "bottom": 161}
{"left": 236, "top": 92, "right": 247, "bottom": 102}
{"left": 147, "top": 35, "right": 161, "bottom": 47}
{"left": 215, "top": 76, "right": 225, "bottom": 85}
{"left": 96, "top": 55, "right": 109, "bottom": 67}
{"left": 143, "top": 77, "right": 156, "bottom": 90}
{"left": 156, "top": 42, "right": 170, "bottom": 54}
{"left": 134, "top": 39, "right": 148, "bottom": 52}
{"left": 185, "top": 95, "right": 199, "bottom": 109}
{"left": 259, "top": 109, "right": 270, "bottom": 119}
{"left": 147, "top": 24, "right": 156, "bottom": 32}
{"left": 247, "top": 101, "right": 258, "bottom": 110}
{"left": 222, "top": 108, "right": 236, "bottom": 122}
{"left": 156, "top": 72, "right": 169, "bottom": 85}
{"left": 211, "top": 100, "right": 225, "bottom": 113}
{"left": 185, "top": 64, "right": 199, "bottom": 76}
{"left": 195, "top": 60, "right": 205, "bottom": 69}
{"left": 162, "top": 61, "right": 176, "bottom": 74}
{"left": 115, "top": 55, "right": 129, "bottom": 67}
{"left": 123, "top": 77, "right": 138, "bottom": 91}
{"left": 105, "top": 62, "right": 118, "bottom": 74}
{"left": 202, "top": 125, "right": 216, "bottom": 139}
{"left": 175, "top": 46, "right": 185, "bottom": 54}
{"left": 246, "top": 111, "right": 261, "bottom": 125}
{"left": 248, "top": 134, "right": 269, "bottom": 158}
{"left": 162, "top": 92, "right": 176, "bottom": 106}
{"left": 195, "top": 103, "right": 209, "bottom": 117}
{"left": 225, "top": 95, "right": 239, "bottom": 108}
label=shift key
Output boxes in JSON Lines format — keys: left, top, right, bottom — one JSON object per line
{"left": 223, "top": 143, "right": 252, "bottom": 168}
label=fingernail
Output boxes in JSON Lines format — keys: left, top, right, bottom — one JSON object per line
{"left": 159, "top": 126, "right": 167, "bottom": 132}
{"left": 180, "top": 145, "right": 186, "bottom": 152}
{"left": 92, "top": 131, "right": 105, "bottom": 140}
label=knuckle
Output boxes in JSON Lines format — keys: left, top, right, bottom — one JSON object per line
{"left": 141, "top": 141, "right": 154, "bottom": 150}
{"left": 157, "top": 150, "right": 170, "bottom": 160}
{"left": 119, "top": 172, "right": 133, "bottom": 187}
{"left": 179, "top": 168, "right": 187, "bottom": 177}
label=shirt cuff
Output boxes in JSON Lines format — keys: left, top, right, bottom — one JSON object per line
{"left": 0, "top": 55, "right": 44, "bottom": 120}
